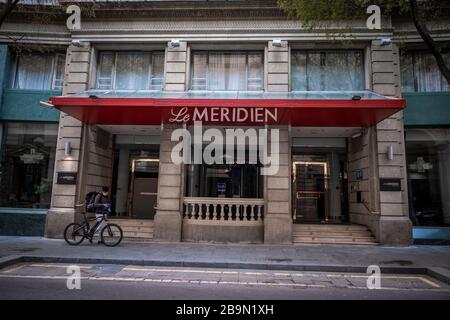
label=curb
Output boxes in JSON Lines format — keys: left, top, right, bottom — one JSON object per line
{"left": 1, "top": 254, "right": 448, "bottom": 283}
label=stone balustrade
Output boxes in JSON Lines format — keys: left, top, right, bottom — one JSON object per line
{"left": 183, "top": 197, "right": 264, "bottom": 222}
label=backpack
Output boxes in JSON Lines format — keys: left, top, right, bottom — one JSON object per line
{"left": 85, "top": 191, "right": 99, "bottom": 213}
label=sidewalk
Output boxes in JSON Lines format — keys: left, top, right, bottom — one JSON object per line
{"left": 1, "top": 236, "right": 449, "bottom": 276}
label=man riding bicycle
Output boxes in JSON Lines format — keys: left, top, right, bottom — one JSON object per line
{"left": 88, "top": 186, "right": 111, "bottom": 242}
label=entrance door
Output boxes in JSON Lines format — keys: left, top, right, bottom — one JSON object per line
{"left": 293, "top": 161, "right": 328, "bottom": 223}
{"left": 130, "top": 159, "right": 159, "bottom": 219}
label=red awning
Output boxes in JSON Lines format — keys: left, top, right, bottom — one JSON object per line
{"left": 50, "top": 91, "right": 405, "bottom": 127}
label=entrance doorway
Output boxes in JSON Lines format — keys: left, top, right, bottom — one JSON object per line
{"left": 292, "top": 152, "right": 348, "bottom": 224}
{"left": 293, "top": 161, "right": 327, "bottom": 222}
{"left": 130, "top": 159, "right": 159, "bottom": 219}
{"left": 111, "top": 146, "right": 160, "bottom": 219}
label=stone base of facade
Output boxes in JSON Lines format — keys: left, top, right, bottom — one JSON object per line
{"left": 153, "top": 211, "right": 182, "bottom": 242}
{"left": 264, "top": 214, "right": 293, "bottom": 244}
{"left": 350, "top": 213, "right": 412, "bottom": 245}
{"left": 378, "top": 216, "right": 413, "bottom": 245}
{"left": 182, "top": 219, "right": 263, "bottom": 243}
{"left": 45, "top": 208, "right": 76, "bottom": 239}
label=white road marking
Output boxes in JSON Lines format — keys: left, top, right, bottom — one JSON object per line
{"left": 0, "top": 273, "right": 449, "bottom": 292}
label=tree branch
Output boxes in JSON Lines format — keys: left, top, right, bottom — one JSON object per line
{"left": 409, "top": 0, "right": 450, "bottom": 84}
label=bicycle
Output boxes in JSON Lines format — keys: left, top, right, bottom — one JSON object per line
{"left": 64, "top": 203, "right": 123, "bottom": 247}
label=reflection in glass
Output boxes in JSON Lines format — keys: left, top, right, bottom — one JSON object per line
{"left": 0, "top": 122, "right": 58, "bottom": 208}
{"left": 406, "top": 128, "right": 450, "bottom": 226}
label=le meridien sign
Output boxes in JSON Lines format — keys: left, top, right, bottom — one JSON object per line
{"left": 168, "top": 106, "right": 278, "bottom": 124}
{"left": 169, "top": 107, "right": 280, "bottom": 176}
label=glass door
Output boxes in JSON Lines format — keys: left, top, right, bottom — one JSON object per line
{"left": 293, "top": 161, "right": 328, "bottom": 223}
{"left": 129, "top": 159, "right": 159, "bottom": 219}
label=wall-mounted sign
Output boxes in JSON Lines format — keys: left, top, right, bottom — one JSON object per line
{"left": 57, "top": 172, "right": 77, "bottom": 185}
{"left": 356, "top": 169, "right": 363, "bottom": 181}
{"left": 380, "top": 178, "right": 401, "bottom": 192}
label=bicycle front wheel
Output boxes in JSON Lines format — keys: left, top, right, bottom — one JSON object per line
{"left": 100, "top": 223, "right": 123, "bottom": 247}
{"left": 64, "top": 223, "right": 85, "bottom": 245}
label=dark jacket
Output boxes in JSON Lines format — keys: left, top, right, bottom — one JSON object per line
{"left": 93, "top": 192, "right": 110, "bottom": 214}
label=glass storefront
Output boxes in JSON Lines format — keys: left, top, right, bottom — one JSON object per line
{"left": 184, "top": 142, "right": 264, "bottom": 198}
{"left": 0, "top": 122, "right": 58, "bottom": 208}
{"left": 405, "top": 128, "right": 450, "bottom": 226}
{"left": 185, "top": 163, "right": 263, "bottom": 198}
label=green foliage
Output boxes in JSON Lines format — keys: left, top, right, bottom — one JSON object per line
{"left": 34, "top": 178, "right": 52, "bottom": 196}
{"left": 277, "top": 0, "right": 444, "bottom": 29}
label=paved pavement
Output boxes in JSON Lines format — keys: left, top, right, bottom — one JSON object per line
{"left": 1, "top": 236, "right": 450, "bottom": 272}
{"left": 1, "top": 262, "right": 449, "bottom": 300}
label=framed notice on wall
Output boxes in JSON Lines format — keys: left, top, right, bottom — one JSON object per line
{"left": 379, "top": 178, "right": 401, "bottom": 192}
{"left": 57, "top": 172, "right": 77, "bottom": 185}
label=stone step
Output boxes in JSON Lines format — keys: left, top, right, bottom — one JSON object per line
{"left": 293, "top": 224, "right": 369, "bottom": 232}
{"left": 120, "top": 231, "right": 154, "bottom": 238}
{"left": 117, "top": 226, "right": 154, "bottom": 233}
{"left": 108, "top": 219, "right": 154, "bottom": 227}
{"left": 293, "top": 231, "right": 372, "bottom": 237}
{"left": 293, "top": 240, "right": 378, "bottom": 245}
{"left": 293, "top": 235, "right": 376, "bottom": 241}
{"left": 107, "top": 219, "right": 154, "bottom": 240}
{"left": 293, "top": 234, "right": 377, "bottom": 241}
{"left": 292, "top": 224, "right": 377, "bottom": 245}
{"left": 123, "top": 237, "right": 154, "bottom": 242}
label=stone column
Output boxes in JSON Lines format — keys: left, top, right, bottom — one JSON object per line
{"left": 372, "top": 39, "right": 412, "bottom": 245}
{"left": 153, "top": 40, "right": 188, "bottom": 242}
{"left": 153, "top": 125, "right": 183, "bottom": 242}
{"left": 263, "top": 40, "right": 293, "bottom": 244}
{"left": 45, "top": 44, "right": 92, "bottom": 238}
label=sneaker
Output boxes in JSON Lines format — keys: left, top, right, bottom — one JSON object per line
{"left": 98, "top": 239, "right": 103, "bottom": 245}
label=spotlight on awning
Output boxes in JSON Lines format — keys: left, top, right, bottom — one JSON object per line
{"left": 272, "top": 39, "right": 283, "bottom": 47}
{"left": 169, "top": 39, "right": 180, "bottom": 48}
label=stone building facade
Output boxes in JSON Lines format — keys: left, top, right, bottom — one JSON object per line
{"left": 1, "top": 1, "right": 449, "bottom": 244}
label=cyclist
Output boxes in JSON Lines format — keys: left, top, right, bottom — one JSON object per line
{"left": 87, "top": 186, "right": 111, "bottom": 242}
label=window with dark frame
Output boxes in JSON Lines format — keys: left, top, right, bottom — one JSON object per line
{"left": 96, "top": 51, "right": 165, "bottom": 90}
{"left": 291, "top": 50, "right": 365, "bottom": 91}
{"left": 190, "top": 51, "right": 264, "bottom": 91}
{"left": 400, "top": 50, "right": 450, "bottom": 92}
{"left": 11, "top": 52, "right": 65, "bottom": 90}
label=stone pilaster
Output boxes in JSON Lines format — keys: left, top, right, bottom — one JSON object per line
{"left": 372, "top": 39, "right": 412, "bottom": 245}
{"left": 153, "top": 125, "right": 183, "bottom": 242}
{"left": 263, "top": 40, "right": 292, "bottom": 244}
{"left": 45, "top": 44, "right": 92, "bottom": 238}
{"left": 266, "top": 40, "right": 289, "bottom": 92}
{"left": 264, "top": 125, "right": 292, "bottom": 244}
{"left": 164, "top": 41, "right": 188, "bottom": 91}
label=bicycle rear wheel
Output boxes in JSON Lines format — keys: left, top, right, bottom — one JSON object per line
{"left": 64, "top": 223, "right": 85, "bottom": 245}
{"left": 100, "top": 223, "right": 123, "bottom": 247}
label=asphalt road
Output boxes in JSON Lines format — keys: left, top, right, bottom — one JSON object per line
{"left": 0, "top": 262, "right": 449, "bottom": 300}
